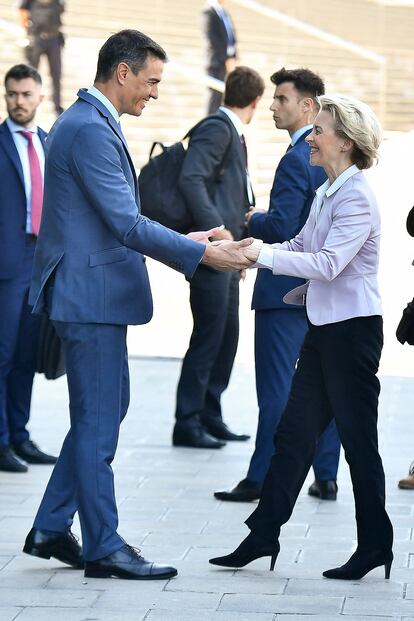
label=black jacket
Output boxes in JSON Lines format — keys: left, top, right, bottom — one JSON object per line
{"left": 178, "top": 110, "right": 250, "bottom": 240}
{"left": 201, "top": 6, "right": 237, "bottom": 76}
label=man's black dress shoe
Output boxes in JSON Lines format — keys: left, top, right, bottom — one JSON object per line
{"left": 308, "top": 479, "right": 338, "bottom": 500}
{"left": 202, "top": 418, "right": 250, "bottom": 442}
{"left": 172, "top": 423, "right": 226, "bottom": 449}
{"left": 13, "top": 440, "right": 57, "bottom": 465}
{"left": 214, "top": 478, "right": 262, "bottom": 502}
{"left": 84, "top": 544, "right": 177, "bottom": 579}
{"left": 23, "top": 527, "right": 84, "bottom": 568}
{"left": 0, "top": 446, "right": 28, "bottom": 472}
{"left": 209, "top": 532, "right": 280, "bottom": 570}
{"left": 323, "top": 548, "right": 393, "bottom": 580}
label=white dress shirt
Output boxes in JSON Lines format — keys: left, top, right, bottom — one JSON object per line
{"left": 219, "top": 106, "right": 254, "bottom": 205}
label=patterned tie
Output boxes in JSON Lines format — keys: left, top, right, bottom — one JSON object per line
{"left": 19, "top": 130, "right": 43, "bottom": 236}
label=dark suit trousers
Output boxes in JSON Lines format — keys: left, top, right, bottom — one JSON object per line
{"left": 33, "top": 320, "right": 130, "bottom": 561}
{"left": 175, "top": 266, "right": 239, "bottom": 425}
{"left": 0, "top": 235, "right": 40, "bottom": 447}
{"left": 247, "top": 308, "right": 340, "bottom": 484}
{"left": 26, "top": 35, "right": 62, "bottom": 113}
{"left": 246, "top": 315, "right": 393, "bottom": 552}
{"left": 206, "top": 68, "right": 226, "bottom": 114}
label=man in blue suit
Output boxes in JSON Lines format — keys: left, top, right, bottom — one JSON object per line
{"left": 22, "top": 29, "right": 255, "bottom": 580}
{"left": 0, "top": 64, "right": 57, "bottom": 473}
{"left": 215, "top": 68, "right": 341, "bottom": 503}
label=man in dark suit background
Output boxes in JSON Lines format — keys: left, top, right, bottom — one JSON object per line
{"left": 201, "top": 0, "right": 237, "bottom": 113}
{"left": 173, "top": 66, "right": 265, "bottom": 449}
{"left": 0, "top": 64, "right": 57, "bottom": 473}
{"left": 22, "top": 30, "right": 256, "bottom": 580}
{"left": 215, "top": 68, "right": 341, "bottom": 502}
{"left": 19, "top": 0, "right": 65, "bottom": 116}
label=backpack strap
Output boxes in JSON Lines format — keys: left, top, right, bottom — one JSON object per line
{"left": 184, "top": 113, "right": 235, "bottom": 179}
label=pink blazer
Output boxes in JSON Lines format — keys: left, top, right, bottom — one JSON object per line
{"left": 269, "top": 167, "right": 382, "bottom": 326}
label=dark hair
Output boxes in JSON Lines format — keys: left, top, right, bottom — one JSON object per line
{"left": 95, "top": 29, "right": 167, "bottom": 82}
{"left": 270, "top": 67, "right": 324, "bottom": 100}
{"left": 224, "top": 66, "right": 265, "bottom": 108}
{"left": 4, "top": 64, "right": 42, "bottom": 87}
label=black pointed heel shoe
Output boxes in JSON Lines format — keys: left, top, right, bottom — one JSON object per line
{"left": 323, "top": 549, "right": 393, "bottom": 580}
{"left": 209, "top": 533, "right": 280, "bottom": 570}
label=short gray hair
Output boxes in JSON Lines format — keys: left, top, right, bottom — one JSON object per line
{"left": 318, "top": 94, "right": 382, "bottom": 170}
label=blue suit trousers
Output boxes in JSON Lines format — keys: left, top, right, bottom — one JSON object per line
{"left": 33, "top": 320, "right": 130, "bottom": 561}
{"left": 247, "top": 308, "right": 340, "bottom": 484}
{"left": 0, "top": 236, "right": 40, "bottom": 447}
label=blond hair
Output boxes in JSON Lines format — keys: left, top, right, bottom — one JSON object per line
{"left": 318, "top": 94, "right": 382, "bottom": 169}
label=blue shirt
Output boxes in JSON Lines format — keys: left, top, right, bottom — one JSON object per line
{"left": 290, "top": 124, "right": 313, "bottom": 148}
{"left": 87, "top": 85, "right": 120, "bottom": 124}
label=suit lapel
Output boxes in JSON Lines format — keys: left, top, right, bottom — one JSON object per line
{"left": 0, "top": 121, "right": 25, "bottom": 189}
{"left": 77, "top": 89, "right": 138, "bottom": 196}
{"left": 218, "top": 111, "right": 253, "bottom": 204}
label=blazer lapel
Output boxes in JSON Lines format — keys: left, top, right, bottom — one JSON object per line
{"left": 76, "top": 89, "right": 138, "bottom": 194}
{"left": 0, "top": 121, "right": 25, "bottom": 189}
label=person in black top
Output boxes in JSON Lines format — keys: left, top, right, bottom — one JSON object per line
{"left": 19, "top": 0, "right": 65, "bottom": 116}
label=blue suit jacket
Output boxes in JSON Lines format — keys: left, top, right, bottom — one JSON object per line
{"left": 0, "top": 120, "right": 47, "bottom": 279}
{"left": 29, "top": 89, "right": 204, "bottom": 325}
{"left": 248, "top": 130, "right": 327, "bottom": 310}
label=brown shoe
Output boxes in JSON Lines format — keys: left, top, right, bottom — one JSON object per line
{"left": 398, "top": 462, "right": 414, "bottom": 489}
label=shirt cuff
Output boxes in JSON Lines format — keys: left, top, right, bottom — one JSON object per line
{"left": 252, "top": 242, "right": 273, "bottom": 270}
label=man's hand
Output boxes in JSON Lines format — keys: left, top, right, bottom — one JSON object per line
{"left": 186, "top": 226, "right": 224, "bottom": 244}
{"left": 225, "top": 57, "right": 237, "bottom": 74}
{"left": 18, "top": 8, "right": 30, "bottom": 29}
{"left": 245, "top": 206, "right": 266, "bottom": 225}
{"left": 201, "top": 238, "right": 261, "bottom": 272}
{"left": 211, "top": 227, "right": 233, "bottom": 241}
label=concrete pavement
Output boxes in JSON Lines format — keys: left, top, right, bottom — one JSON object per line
{"left": 0, "top": 357, "right": 413, "bottom": 620}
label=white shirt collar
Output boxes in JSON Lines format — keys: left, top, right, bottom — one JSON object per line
{"left": 316, "top": 164, "right": 360, "bottom": 200}
{"left": 290, "top": 124, "right": 312, "bottom": 147}
{"left": 88, "top": 85, "right": 120, "bottom": 124}
{"left": 219, "top": 106, "right": 243, "bottom": 136}
{"left": 209, "top": 0, "right": 224, "bottom": 13}
{"left": 326, "top": 164, "right": 360, "bottom": 197}
{"left": 6, "top": 117, "right": 38, "bottom": 134}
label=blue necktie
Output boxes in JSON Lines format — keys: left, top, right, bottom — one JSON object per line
{"left": 219, "top": 8, "right": 235, "bottom": 47}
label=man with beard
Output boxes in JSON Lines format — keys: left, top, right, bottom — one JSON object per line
{"left": 0, "top": 64, "right": 57, "bottom": 472}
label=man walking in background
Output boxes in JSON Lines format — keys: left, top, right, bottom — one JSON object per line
{"left": 19, "top": 0, "right": 65, "bottom": 116}
{"left": 173, "top": 66, "right": 265, "bottom": 449}
{"left": 0, "top": 64, "right": 57, "bottom": 473}
{"left": 201, "top": 0, "right": 237, "bottom": 113}
{"left": 215, "top": 68, "right": 341, "bottom": 502}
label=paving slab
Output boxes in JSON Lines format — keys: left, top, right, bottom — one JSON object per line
{"left": 219, "top": 592, "right": 344, "bottom": 614}
{"left": 0, "top": 358, "right": 413, "bottom": 621}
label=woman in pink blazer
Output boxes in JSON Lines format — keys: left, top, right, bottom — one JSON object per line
{"left": 210, "top": 94, "right": 394, "bottom": 580}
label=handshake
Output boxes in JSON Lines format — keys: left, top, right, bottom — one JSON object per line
{"left": 186, "top": 227, "right": 263, "bottom": 271}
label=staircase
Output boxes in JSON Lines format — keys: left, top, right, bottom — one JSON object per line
{"left": 1, "top": 0, "right": 414, "bottom": 199}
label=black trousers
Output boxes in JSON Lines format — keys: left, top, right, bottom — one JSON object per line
{"left": 26, "top": 35, "right": 62, "bottom": 113}
{"left": 206, "top": 67, "right": 225, "bottom": 114}
{"left": 175, "top": 266, "right": 239, "bottom": 426}
{"left": 246, "top": 315, "right": 393, "bottom": 553}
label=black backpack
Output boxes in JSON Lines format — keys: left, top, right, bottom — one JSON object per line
{"left": 138, "top": 114, "right": 232, "bottom": 233}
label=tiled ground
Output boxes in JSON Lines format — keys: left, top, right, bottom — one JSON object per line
{"left": 0, "top": 358, "right": 413, "bottom": 620}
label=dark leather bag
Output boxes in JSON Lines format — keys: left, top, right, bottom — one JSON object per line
{"left": 396, "top": 297, "right": 414, "bottom": 345}
{"left": 407, "top": 206, "right": 414, "bottom": 237}
{"left": 36, "top": 313, "right": 65, "bottom": 379}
